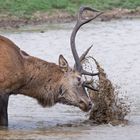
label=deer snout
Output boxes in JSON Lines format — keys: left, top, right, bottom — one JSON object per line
{"left": 79, "top": 99, "right": 92, "bottom": 112}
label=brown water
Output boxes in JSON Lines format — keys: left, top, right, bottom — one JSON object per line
{"left": 0, "top": 19, "right": 140, "bottom": 140}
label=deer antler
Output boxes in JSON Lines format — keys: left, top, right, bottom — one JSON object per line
{"left": 83, "top": 82, "right": 99, "bottom": 91}
{"left": 80, "top": 45, "right": 93, "bottom": 63}
{"left": 70, "top": 6, "right": 103, "bottom": 76}
{"left": 74, "top": 44, "right": 92, "bottom": 69}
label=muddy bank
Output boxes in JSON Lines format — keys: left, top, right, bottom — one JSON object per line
{"left": 0, "top": 8, "right": 140, "bottom": 28}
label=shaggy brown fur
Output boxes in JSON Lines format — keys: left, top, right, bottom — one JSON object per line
{"left": 0, "top": 35, "right": 91, "bottom": 126}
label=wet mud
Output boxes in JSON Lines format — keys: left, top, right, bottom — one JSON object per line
{"left": 83, "top": 56, "right": 130, "bottom": 125}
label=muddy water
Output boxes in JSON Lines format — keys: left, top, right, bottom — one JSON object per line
{"left": 0, "top": 19, "right": 140, "bottom": 140}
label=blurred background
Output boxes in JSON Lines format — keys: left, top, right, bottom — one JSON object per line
{"left": 0, "top": 0, "right": 140, "bottom": 28}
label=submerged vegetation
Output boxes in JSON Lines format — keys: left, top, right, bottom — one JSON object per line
{"left": 0, "top": 0, "right": 140, "bottom": 17}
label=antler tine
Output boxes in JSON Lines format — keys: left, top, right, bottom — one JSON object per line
{"left": 82, "top": 56, "right": 100, "bottom": 76}
{"left": 71, "top": 6, "right": 103, "bottom": 73}
{"left": 78, "top": 7, "right": 103, "bottom": 25}
{"left": 74, "top": 45, "right": 92, "bottom": 69}
{"left": 78, "top": 44, "right": 99, "bottom": 76}
{"left": 83, "top": 82, "right": 99, "bottom": 91}
{"left": 80, "top": 45, "right": 93, "bottom": 62}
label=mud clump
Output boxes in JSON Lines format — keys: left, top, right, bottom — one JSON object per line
{"left": 83, "top": 56, "right": 130, "bottom": 125}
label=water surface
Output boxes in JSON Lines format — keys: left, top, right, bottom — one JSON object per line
{"left": 0, "top": 19, "right": 140, "bottom": 140}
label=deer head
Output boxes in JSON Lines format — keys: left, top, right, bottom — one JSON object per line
{"left": 56, "top": 7, "right": 102, "bottom": 112}
{"left": 57, "top": 55, "right": 91, "bottom": 112}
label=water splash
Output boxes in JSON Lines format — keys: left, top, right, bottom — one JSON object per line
{"left": 83, "top": 56, "right": 130, "bottom": 125}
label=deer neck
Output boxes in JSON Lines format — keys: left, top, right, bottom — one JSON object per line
{"left": 18, "top": 56, "right": 64, "bottom": 107}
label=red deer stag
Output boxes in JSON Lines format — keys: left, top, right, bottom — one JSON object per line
{"left": 0, "top": 7, "right": 101, "bottom": 126}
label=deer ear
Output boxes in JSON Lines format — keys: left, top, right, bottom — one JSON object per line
{"left": 59, "top": 55, "right": 69, "bottom": 72}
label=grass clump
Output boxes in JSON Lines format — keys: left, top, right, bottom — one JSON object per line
{"left": 0, "top": 0, "right": 139, "bottom": 17}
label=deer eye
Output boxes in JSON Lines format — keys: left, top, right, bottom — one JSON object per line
{"left": 77, "top": 77, "right": 81, "bottom": 86}
{"left": 77, "top": 77, "right": 81, "bottom": 82}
